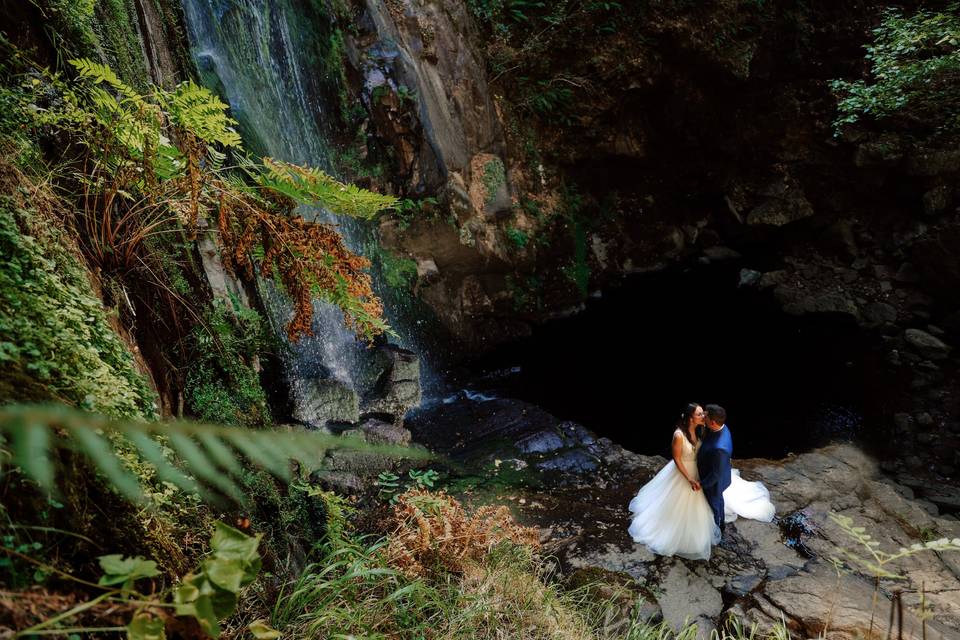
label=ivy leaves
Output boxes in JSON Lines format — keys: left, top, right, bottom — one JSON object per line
{"left": 17, "top": 523, "right": 277, "bottom": 640}
{"left": 98, "top": 554, "right": 160, "bottom": 591}
{"left": 173, "top": 522, "right": 262, "bottom": 637}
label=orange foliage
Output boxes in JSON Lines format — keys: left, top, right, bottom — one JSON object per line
{"left": 214, "top": 181, "right": 384, "bottom": 342}
{"left": 385, "top": 489, "right": 541, "bottom": 579}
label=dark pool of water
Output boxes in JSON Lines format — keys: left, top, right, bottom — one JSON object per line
{"left": 462, "top": 264, "right": 883, "bottom": 460}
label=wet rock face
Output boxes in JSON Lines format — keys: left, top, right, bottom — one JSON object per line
{"left": 413, "top": 396, "right": 960, "bottom": 639}
{"left": 293, "top": 345, "right": 422, "bottom": 430}
{"left": 349, "top": 0, "right": 506, "bottom": 193}
{"left": 293, "top": 346, "right": 422, "bottom": 492}
{"left": 354, "top": 0, "right": 960, "bottom": 371}
{"left": 361, "top": 344, "right": 423, "bottom": 423}
{"left": 292, "top": 378, "right": 361, "bottom": 428}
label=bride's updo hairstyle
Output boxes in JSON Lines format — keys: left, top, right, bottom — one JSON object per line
{"left": 676, "top": 403, "right": 700, "bottom": 445}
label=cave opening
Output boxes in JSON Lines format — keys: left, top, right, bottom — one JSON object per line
{"left": 464, "top": 264, "right": 885, "bottom": 460}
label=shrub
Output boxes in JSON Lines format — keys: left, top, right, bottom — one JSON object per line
{"left": 506, "top": 226, "right": 531, "bottom": 249}
{"left": 831, "top": 5, "right": 960, "bottom": 138}
{"left": 385, "top": 489, "right": 540, "bottom": 578}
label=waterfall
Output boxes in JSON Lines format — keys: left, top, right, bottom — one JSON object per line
{"left": 180, "top": 0, "right": 432, "bottom": 411}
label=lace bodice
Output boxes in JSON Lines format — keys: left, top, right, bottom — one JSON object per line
{"left": 673, "top": 429, "right": 700, "bottom": 466}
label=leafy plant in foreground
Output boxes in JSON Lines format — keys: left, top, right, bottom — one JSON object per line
{"left": 0, "top": 404, "right": 427, "bottom": 505}
{"left": 10, "top": 521, "right": 277, "bottom": 639}
{"left": 828, "top": 512, "right": 960, "bottom": 638}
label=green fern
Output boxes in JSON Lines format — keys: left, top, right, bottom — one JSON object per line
{"left": 68, "top": 58, "right": 143, "bottom": 103}
{"left": 259, "top": 158, "right": 398, "bottom": 219}
{"left": 160, "top": 80, "right": 242, "bottom": 148}
{"left": 0, "top": 405, "right": 428, "bottom": 504}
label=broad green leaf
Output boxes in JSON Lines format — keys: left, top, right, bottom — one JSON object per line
{"left": 208, "top": 586, "right": 240, "bottom": 620}
{"left": 10, "top": 418, "right": 52, "bottom": 489}
{"left": 210, "top": 521, "right": 260, "bottom": 562}
{"left": 127, "top": 612, "right": 166, "bottom": 640}
{"left": 98, "top": 554, "right": 160, "bottom": 590}
{"left": 191, "top": 593, "right": 220, "bottom": 638}
{"left": 203, "top": 557, "right": 246, "bottom": 593}
{"left": 248, "top": 620, "right": 281, "bottom": 640}
{"left": 174, "top": 580, "right": 200, "bottom": 605}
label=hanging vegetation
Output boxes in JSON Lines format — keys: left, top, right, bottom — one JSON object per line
{"left": 34, "top": 58, "right": 397, "bottom": 342}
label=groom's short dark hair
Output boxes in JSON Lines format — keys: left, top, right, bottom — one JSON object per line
{"left": 705, "top": 404, "right": 727, "bottom": 424}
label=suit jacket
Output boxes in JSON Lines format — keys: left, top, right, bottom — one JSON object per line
{"left": 698, "top": 425, "right": 733, "bottom": 494}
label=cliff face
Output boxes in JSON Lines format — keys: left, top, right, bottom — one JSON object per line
{"left": 344, "top": 0, "right": 957, "bottom": 352}
{"left": 4, "top": 0, "right": 956, "bottom": 476}
{"left": 334, "top": 0, "right": 960, "bottom": 483}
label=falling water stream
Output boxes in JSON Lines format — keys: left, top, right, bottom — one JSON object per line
{"left": 180, "top": 0, "right": 430, "bottom": 408}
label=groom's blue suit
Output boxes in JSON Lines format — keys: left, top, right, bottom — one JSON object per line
{"left": 697, "top": 425, "right": 732, "bottom": 531}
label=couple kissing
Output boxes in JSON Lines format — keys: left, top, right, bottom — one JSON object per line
{"left": 628, "top": 403, "right": 775, "bottom": 561}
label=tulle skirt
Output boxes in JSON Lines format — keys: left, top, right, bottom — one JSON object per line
{"left": 723, "top": 469, "right": 776, "bottom": 523}
{"left": 627, "top": 460, "right": 717, "bottom": 561}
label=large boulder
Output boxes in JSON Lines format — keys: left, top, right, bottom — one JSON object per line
{"left": 292, "top": 378, "right": 360, "bottom": 428}
{"left": 361, "top": 344, "right": 422, "bottom": 423}
{"left": 904, "top": 328, "right": 952, "bottom": 361}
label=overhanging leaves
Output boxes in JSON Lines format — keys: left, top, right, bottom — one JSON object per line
{"left": 0, "top": 404, "right": 429, "bottom": 505}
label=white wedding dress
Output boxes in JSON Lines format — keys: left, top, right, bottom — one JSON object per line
{"left": 628, "top": 430, "right": 775, "bottom": 560}
{"left": 724, "top": 469, "right": 776, "bottom": 524}
{"left": 628, "top": 430, "right": 717, "bottom": 560}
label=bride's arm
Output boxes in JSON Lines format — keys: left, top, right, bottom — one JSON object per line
{"left": 672, "top": 434, "right": 700, "bottom": 491}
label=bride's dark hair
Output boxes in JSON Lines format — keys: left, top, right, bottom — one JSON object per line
{"left": 676, "top": 403, "right": 700, "bottom": 445}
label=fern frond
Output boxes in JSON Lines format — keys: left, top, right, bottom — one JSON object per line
{"left": 259, "top": 158, "right": 398, "bottom": 219}
{"left": 0, "top": 405, "right": 428, "bottom": 505}
{"left": 161, "top": 81, "right": 242, "bottom": 148}
{"left": 69, "top": 58, "right": 141, "bottom": 102}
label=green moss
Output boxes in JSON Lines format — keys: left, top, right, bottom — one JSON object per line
{"left": 505, "top": 273, "right": 542, "bottom": 312}
{"left": 559, "top": 188, "right": 590, "bottom": 298}
{"left": 185, "top": 296, "right": 271, "bottom": 427}
{"left": 505, "top": 226, "right": 530, "bottom": 249}
{"left": 379, "top": 250, "right": 418, "bottom": 291}
{"left": 0, "top": 68, "right": 44, "bottom": 170}
{"left": 30, "top": 0, "right": 98, "bottom": 58}
{"left": 0, "top": 197, "right": 157, "bottom": 417}
{"left": 238, "top": 469, "right": 327, "bottom": 561}
{"left": 327, "top": 27, "right": 353, "bottom": 124}
{"left": 481, "top": 157, "right": 506, "bottom": 205}
{"left": 563, "top": 216, "right": 590, "bottom": 298}
{"left": 92, "top": 0, "right": 148, "bottom": 90}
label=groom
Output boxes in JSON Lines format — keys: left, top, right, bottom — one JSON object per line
{"left": 697, "top": 404, "right": 732, "bottom": 539}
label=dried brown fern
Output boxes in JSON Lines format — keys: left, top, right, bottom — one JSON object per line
{"left": 385, "top": 489, "right": 541, "bottom": 579}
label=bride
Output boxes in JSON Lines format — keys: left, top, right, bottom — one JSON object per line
{"left": 627, "top": 403, "right": 775, "bottom": 560}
